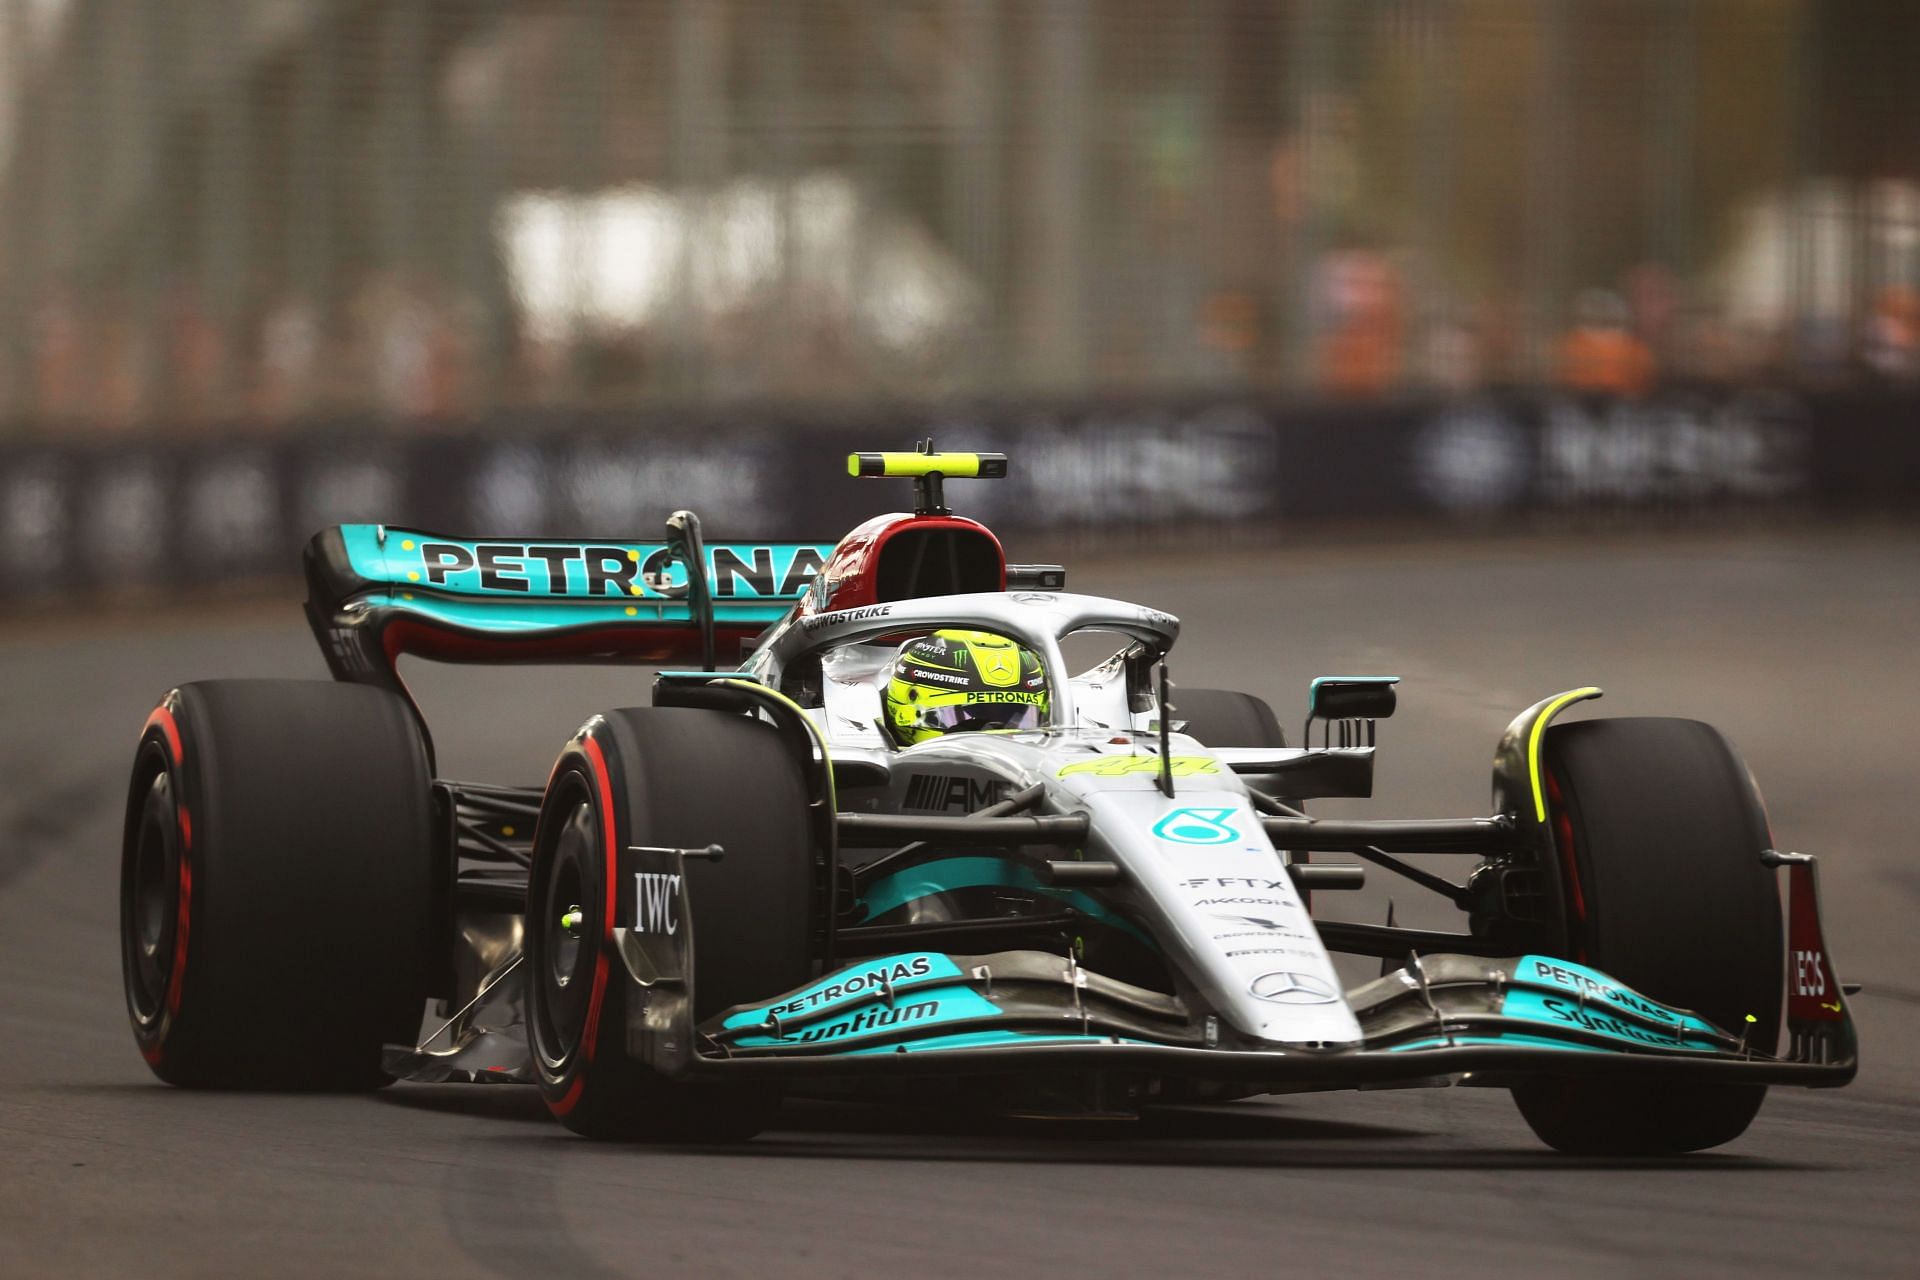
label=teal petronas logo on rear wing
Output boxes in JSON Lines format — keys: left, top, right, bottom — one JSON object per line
{"left": 339, "top": 526, "right": 832, "bottom": 603}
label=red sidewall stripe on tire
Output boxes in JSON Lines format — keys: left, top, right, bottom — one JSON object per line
{"left": 166, "top": 848, "right": 192, "bottom": 1016}
{"left": 144, "top": 705, "right": 184, "bottom": 767}
{"left": 550, "top": 1069, "right": 586, "bottom": 1116}
{"left": 143, "top": 703, "right": 194, "bottom": 1039}
{"left": 549, "top": 733, "right": 618, "bottom": 1119}
{"left": 1545, "top": 769, "right": 1587, "bottom": 965}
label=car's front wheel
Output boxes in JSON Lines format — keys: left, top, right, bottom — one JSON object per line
{"left": 527, "top": 706, "right": 817, "bottom": 1140}
{"left": 1510, "top": 716, "right": 1783, "bottom": 1155}
{"left": 1174, "top": 688, "right": 1287, "bottom": 748}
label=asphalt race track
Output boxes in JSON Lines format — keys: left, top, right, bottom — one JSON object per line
{"left": 3, "top": 528, "right": 1917, "bottom": 1278}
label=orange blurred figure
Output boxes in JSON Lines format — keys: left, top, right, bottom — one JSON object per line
{"left": 1316, "top": 249, "right": 1403, "bottom": 398}
{"left": 1557, "top": 288, "right": 1654, "bottom": 397}
{"left": 1864, "top": 284, "right": 1920, "bottom": 380}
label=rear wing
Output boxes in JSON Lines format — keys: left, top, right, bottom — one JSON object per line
{"left": 303, "top": 523, "right": 831, "bottom": 686}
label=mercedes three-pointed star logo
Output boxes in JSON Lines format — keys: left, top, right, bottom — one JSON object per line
{"left": 1249, "top": 971, "right": 1338, "bottom": 1005}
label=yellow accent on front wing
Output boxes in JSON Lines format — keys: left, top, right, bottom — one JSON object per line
{"left": 1528, "top": 687, "right": 1603, "bottom": 822}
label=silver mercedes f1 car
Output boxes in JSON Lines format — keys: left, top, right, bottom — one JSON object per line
{"left": 122, "top": 448, "right": 1856, "bottom": 1154}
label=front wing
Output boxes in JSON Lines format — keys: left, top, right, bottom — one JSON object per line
{"left": 659, "top": 947, "right": 1855, "bottom": 1090}
{"left": 386, "top": 849, "right": 1857, "bottom": 1094}
{"left": 622, "top": 843, "right": 1855, "bottom": 1092}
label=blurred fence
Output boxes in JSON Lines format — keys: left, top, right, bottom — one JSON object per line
{"left": 0, "top": 0, "right": 1917, "bottom": 430}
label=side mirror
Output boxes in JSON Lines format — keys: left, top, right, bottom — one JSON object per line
{"left": 1306, "top": 675, "right": 1399, "bottom": 750}
{"left": 1307, "top": 675, "right": 1399, "bottom": 723}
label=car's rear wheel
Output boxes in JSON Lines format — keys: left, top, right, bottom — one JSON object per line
{"left": 527, "top": 707, "right": 817, "bottom": 1140}
{"left": 1175, "top": 688, "right": 1287, "bottom": 748}
{"left": 1510, "top": 716, "right": 1782, "bottom": 1155}
{"left": 122, "top": 681, "right": 436, "bottom": 1088}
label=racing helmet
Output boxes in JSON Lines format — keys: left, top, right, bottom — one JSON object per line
{"left": 882, "top": 629, "right": 1049, "bottom": 747}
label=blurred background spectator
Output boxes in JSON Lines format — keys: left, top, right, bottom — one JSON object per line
{"left": 0, "top": 0, "right": 1915, "bottom": 432}
{"left": 1558, "top": 288, "right": 1653, "bottom": 399}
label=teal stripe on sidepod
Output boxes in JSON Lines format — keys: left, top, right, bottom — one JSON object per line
{"left": 858, "top": 855, "right": 1153, "bottom": 945}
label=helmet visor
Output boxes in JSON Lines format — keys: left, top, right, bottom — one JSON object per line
{"left": 916, "top": 700, "right": 1044, "bottom": 734}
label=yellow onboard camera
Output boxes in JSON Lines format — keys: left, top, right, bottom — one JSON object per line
{"left": 847, "top": 447, "right": 1007, "bottom": 514}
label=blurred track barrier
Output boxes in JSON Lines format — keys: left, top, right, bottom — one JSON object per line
{"left": 2, "top": 388, "right": 1916, "bottom": 605}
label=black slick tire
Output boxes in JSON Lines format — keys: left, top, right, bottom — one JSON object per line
{"left": 122, "top": 681, "right": 436, "bottom": 1089}
{"left": 1175, "top": 688, "right": 1287, "bottom": 748}
{"left": 527, "top": 707, "right": 816, "bottom": 1141}
{"left": 1511, "top": 717, "right": 1783, "bottom": 1155}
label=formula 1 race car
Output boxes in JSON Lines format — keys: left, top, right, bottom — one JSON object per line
{"left": 121, "top": 448, "right": 1857, "bottom": 1154}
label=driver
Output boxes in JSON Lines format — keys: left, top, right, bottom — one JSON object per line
{"left": 882, "top": 629, "right": 1049, "bottom": 746}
